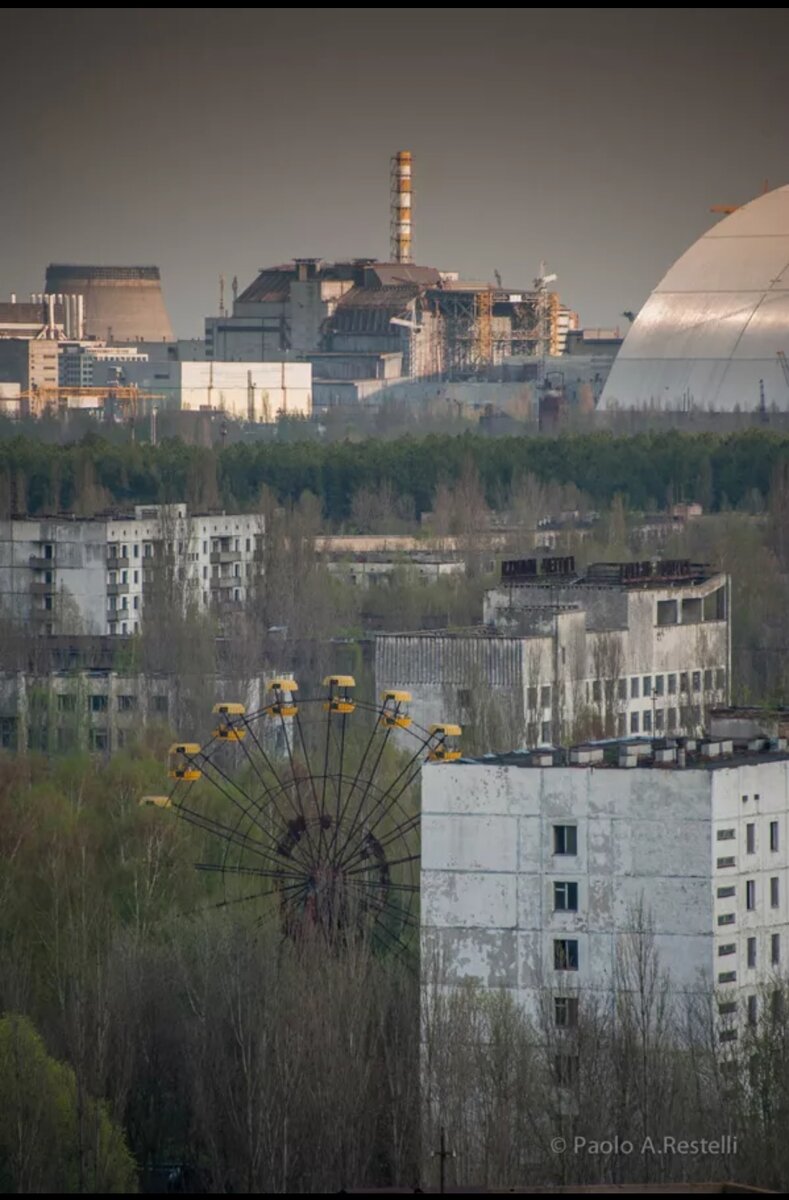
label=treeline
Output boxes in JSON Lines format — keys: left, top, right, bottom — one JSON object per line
{"left": 2, "top": 428, "right": 789, "bottom": 521}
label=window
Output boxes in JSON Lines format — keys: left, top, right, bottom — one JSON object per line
{"left": 541, "top": 721, "right": 552, "bottom": 744}
{"left": 89, "top": 694, "right": 108, "bottom": 713}
{"left": 668, "top": 673, "right": 677, "bottom": 694}
{"left": 553, "top": 825, "right": 577, "bottom": 856}
{"left": 133, "top": 570, "right": 138, "bottom": 583}
{"left": 718, "top": 944, "right": 736, "bottom": 957}
{"left": 771, "top": 877, "right": 780, "bottom": 908}
{"left": 554, "top": 882, "right": 578, "bottom": 912}
{"left": 771, "top": 934, "right": 781, "bottom": 965}
{"left": 704, "top": 669, "right": 713, "bottom": 690}
{"left": 772, "top": 991, "right": 784, "bottom": 1022}
{"left": 715, "top": 668, "right": 726, "bottom": 690}
{"left": 540, "top": 685, "right": 551, "bottom": 708}
{"left": 717, "top": 828, "right": 735, "bottom": 841}
{"left": 746, "top": 880, "right": 755, "bottom": 910}
{"left": 718, "top": 971, "right": 736, "bottom": 984}
{"left": 642, "top": 710, "right": 652, "bottom": 733}
{"left": 654, "top": 710, "right": 664, "bottom": 732}
{"left": 643, "top": 675, "right": 652, "bottom": 697}
{"left": 121, "top": 622, "right": 128, "bottom": 634}
{"left": 134, "top": 543, "right": 139, "bottom": 557}
{"left": 57, "top": 693, "right": 76, "bottom": 712}
{"left": 718, "top": 1001, "right": 737, "bottom": 1016}
{"left": 770, "top": 821, "right": 779, "bottom": 852}
{"left": 121, "top": 569, "right": 128, "bottom": 584}
{"left": 718, "top": 913, "right": 735, "bottom": 925}
{"left": 554, "top": 940, "right": 579, "bottom": 971}
{"left": 592, "top": 680, "right": 602, "bottom": 704}
{"left": 631, "top": 677, "right": 640, "bottom": 699}
{"left": 667, "top": 708, "right": 677, "bottom": 730}
{"left": 717, "top": 885, "right": 736, "bottom": 898}
{"left": 554, "top": 996, "right": 579, "bottom": 1027}
{"left": 692, "top": 671, "right": 701, "bottom": 693}
{"left": 746, "top": 823, "right": 755, "bottom": 854}
{"left": 554, "top": 1053, "right": 580, "bottom": 1086}
{"left": 719, "top": 1029, "right": 738, "bottom": 1044}
{"left": 118, "top": 695, "right": 137, "bottom": 712}
{"left": 89, "top": 728, "right": 108, "bottom": 751}
{"left": 527, "top": 686, "right": 538, "bottom": 710}
{"left": 246, "top": 538, "right": 251, "bottom": 551}
{"left": 717, "top": 857, "right": 735, "bottom": 868}
{"left": 617, "top": 714, "right": 626, "bottom": 736}
{"left": 630, "top": 712, "right": 640, "bottom": 734}
{"left": 652, "top": 675, "right": 663, "bottom": 697}
{"left": 617, "top": 678, "right": 627, "bottom": 701}
{"left": 152, "top": 695, "right": 169, "bottom": 715}
{"left": 747, "top": 995, "right": 758, "bottom": 1027}
{"left": 133, "top": 596, "right": 139, "bottom": 610}
{"left": 747, "top": 937, "right": 757, "bottom": 968}
{"left": 680, "top": 672, "right": 689, "bottom": 693}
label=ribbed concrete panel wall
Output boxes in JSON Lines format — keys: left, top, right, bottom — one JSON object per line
{"left": 601, "top": 184, "right": 789, "bottom": 411}
{"left": 376, "top": 633, "right": 525, "bottom": 687}
{"left": 45, "top": 265, "right": 175, "bottom": 343}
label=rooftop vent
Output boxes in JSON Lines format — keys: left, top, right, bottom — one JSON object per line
{"left": 570, "top": 746, "right": 604, "bottom": 765}
{"left": 532, "top": 752, "right": 554, "bottom": 767}
{"left": 700, "top": 741, "right": 722, "bottom": 758}
{"left": 654, "top": 747, "right": 677, "bottom": 765}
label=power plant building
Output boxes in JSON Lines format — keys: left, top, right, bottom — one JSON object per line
{"left": 44, "top": 265, "right": 175, "bottom": 344}
{"left": 602, "top": 184, "right": 789, "bottom": 411}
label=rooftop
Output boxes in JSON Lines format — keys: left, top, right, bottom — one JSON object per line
{"left": 448, "top": 734, "right": 789, "bottom": 772}
{"left": 500, "top": 556, "right": 720, "bottom": 589}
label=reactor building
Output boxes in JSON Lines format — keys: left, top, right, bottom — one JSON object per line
{"left": 601, "top": 183, "right": 789, "bottom": 412}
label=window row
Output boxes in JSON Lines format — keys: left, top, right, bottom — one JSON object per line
{"left": 717, "top": 933, "right": 781, "bottom": 978}
{"left": 57, "top": 693, "right": 168, "bottom": 715}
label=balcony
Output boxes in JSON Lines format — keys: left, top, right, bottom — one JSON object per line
{"left": 29, "top": 554, "right": 55, "bottom": 570}
{"left": 107, "top": 581, "right": 129, "bottom": 596}
{"left": 210, "top": 550, "right": 241, "bottom": 565}
{"left": 107, "top": 554, "right": 130, "bottom": 569}
{"left": 30, "top": 581, "right": 54, "bottom": 596}
{"left": 210, "top": 575, "right": 237, "bottom": 591}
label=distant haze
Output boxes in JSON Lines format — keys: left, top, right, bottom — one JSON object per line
{"left": 2, "top": 7, "right": 787, "bottom": 337}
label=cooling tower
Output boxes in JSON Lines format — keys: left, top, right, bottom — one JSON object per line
{"left": 44, "top": 264, "right": 175, "bottom": 342}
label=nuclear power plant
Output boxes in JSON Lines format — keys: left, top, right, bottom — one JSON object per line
{"left": 44, "top": 264, "right": 174, "bottom": 343}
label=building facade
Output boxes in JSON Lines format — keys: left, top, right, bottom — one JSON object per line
{"left": 0, "top": 505, "right": 264, "bottom": 636}
{"left": 376, "top": 558, "right": 730, "bottom": 746}
{"left": 422, "top": 738, "right": 789, "bottom": 1041}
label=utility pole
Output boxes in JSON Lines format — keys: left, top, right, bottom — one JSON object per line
{"left": 433, "top": 1126, "right": 455, "bottom": 1194}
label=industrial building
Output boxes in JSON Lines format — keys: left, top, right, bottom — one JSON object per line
{"left": 203, "top": 153, "right": 581, "bottom": 409}
{"left": 602, "top": 183, "right": 789, "bottom": 411}
{"left": 421, "top": 736, "right": 789, "bottom": 1039}
{"left": 0, "top": 505, "right": 263, "bottom": 636}
{"left": 376, "top": 558, "right": 730, "bottom": 745}
{"left": 44, "top": 264, "right": 174, "bottom": 343}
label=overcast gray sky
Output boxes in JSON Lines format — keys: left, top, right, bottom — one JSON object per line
{"left": 1, "top": 8, "right": 787, "bottom": 336}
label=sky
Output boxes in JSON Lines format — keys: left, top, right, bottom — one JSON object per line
{"left": 2, "top": 7, "right": 788, "bottom": 337}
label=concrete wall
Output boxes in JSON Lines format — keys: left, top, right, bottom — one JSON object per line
{"left": 179, "top": 361, "right": 312, "bottom": 420}
{"left": 421, "top": 761, "right": 715, "bottom": 1015}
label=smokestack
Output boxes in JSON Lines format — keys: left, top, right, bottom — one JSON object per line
{"left": 391, "top": 150, "right": 413, "bottom": 264}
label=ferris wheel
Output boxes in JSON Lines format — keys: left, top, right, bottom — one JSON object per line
{"left": 141, "top": 676, "right": 461, "bottom": 957}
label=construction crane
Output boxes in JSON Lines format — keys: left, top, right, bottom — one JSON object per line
{"left": 475, "top": 287, "right": 493, "bottom": 367}
{"left": 19, "top": 385, "right": 164, "bottom": 423}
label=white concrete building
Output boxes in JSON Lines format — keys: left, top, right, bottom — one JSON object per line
{"left": 376, "top": 557, "right": 730, "bottom": 745}
{"left": 422, "top": 738, "right": 789, "bottom": 1039}
{"left": 0, "top": 505, "right": 264, "bottom": 636}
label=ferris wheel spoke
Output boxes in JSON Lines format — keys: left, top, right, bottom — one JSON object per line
{"left": 344, "top": 850, "right": 420, "bottom": 880}
{"left": 195, "top": 862, "right": 307, "bottom": 883}
{"left": 194, "top": 752, "right": 280, "bottom": 851}
{"left": 277, "top": 709, "right": 321, "bottom": 869}
{"left": 174, "top": 800, "right": 298, "bottom": 876}
{"left": 342, "top": 878, "right": 419, "bottom": 927}
{"left": 370, "top": 916, "right": 417, "bottom": 962}
{"left": 337, "top": 809, "right": 419, "bottom": 876}
{"left": 233, "top": 724, "right": 317, "bottom": 875}
{"left": 333, "top": 733, "right": 429, "bottom": 871}
{"left": 329, "top": 701, "right": 387, "bottom": 858}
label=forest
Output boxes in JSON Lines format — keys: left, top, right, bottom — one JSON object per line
{"left": 1, "top": 427, "right": 789, "bottom": 521}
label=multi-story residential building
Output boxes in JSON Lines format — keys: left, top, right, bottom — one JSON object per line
{"left": 421, "top": 735, "right": 789, "bottom": 1041}
{"left": 376, "top": 557, "right": 730, "bottom": 745}
{"left": 0, "top": 668, "right": 265, "bottom": 755}
{"left": 0, "top": 505, "right": 263, "bottom": 636}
